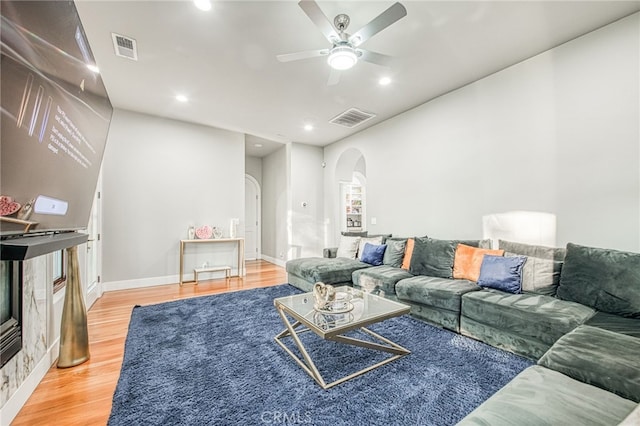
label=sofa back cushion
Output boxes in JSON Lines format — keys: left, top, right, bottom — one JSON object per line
{"left": 499, "top": 240, "right": 565, "bottom": 296}
{"left": 557, "top": 243, "right": 640, "bottom": 318}
{"left": 383, "top": 238, "right": 407, "bottom": 268}
{"left": 453, "top": 244, "right": 505, "bottom": 282}
{"left": 409, "top": 238, "right": 493, "bottom": 278}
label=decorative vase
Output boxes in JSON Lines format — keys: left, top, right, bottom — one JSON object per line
{"left": 188, "top": 225, "right": 195, "bottom": 240}
{"left": 57, "top": 245, "right": 90, "bottom": 368}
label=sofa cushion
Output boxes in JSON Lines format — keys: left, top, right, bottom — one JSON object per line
{"left": 584, "top": 311, "right": 640, "bottom": 338}
{"left": 352, "top": 265, "right": 413, "bottom": 295}
{"left": 336, "top": 236, "right": 360, "bottom": 259}
{"left": 285, "top": 257, "right": 370, "bottom": 285}
{"left": 360, "top": 243, "right": 386, "bottom": 266}
{"left": 383, "top": 238, "right": 406, "bottom": 268}
{"left": 557, "top": 243, "right": 640, "bottom": 317}
{"left": 409, "top": 238, "right": 493, "bottom": 279}
{"left": 539, "top": 325, "right": 640, "bottom": 403}
{"left": 457, "top": 365, "right": 637, "bottom": 426}
{"left": 453, "top": 244, "right": 504, "bottom": 282}
{"left": 396, "top": 275, "right": 479, "bottom": 312}
{"left": 477, "top": 255, "right": 527, "bottom": 294}
{"left": 620, "top": 404, "right": 640, "bottom": 426}
{"left": 499, "top": 239, "right": 565, "bottom": 296}
{"left": 461, "top": 289, "right": 595, "bottom": 346}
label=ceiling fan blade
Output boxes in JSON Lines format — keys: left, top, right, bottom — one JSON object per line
{"left": 277, "top": 49, "right": 328, "bottom": 63}
{"left": 358, "top": 50, "right": 393, "bottom": 67}
{"left": 349, "top": 2, "right": 407, "bottom": 47}
{"left": 327, "top": 68, "right": 341, "bottom": 86}
{"left": 298, "top": 0, "right": 340, "bottom": 43}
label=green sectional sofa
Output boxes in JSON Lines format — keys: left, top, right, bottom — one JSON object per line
{"left": 285, "top": 235, "right": 640, "bottom": 425}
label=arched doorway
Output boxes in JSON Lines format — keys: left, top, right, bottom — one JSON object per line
{"left": 335, "top": 148, "right": 367, "bottom": 234}
{"left": 244, "top": 174, "right": 261, "bottom": 260}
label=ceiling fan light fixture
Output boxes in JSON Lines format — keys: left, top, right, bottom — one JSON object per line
{"left": 327, "top": 46, "right": 358, "bottom": 70}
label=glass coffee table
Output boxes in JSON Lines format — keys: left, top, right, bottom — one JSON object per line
{"left": 274, "top": 286, "right": 411, "bottom": 389}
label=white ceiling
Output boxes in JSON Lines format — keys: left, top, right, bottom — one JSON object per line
{"left": 75, "top": 1, "right": 640, "bottom": 157}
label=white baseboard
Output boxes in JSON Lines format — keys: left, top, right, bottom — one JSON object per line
{"left": 103, "top": 274, "right": 180, "bottom": 292}
{"left": 261, "top": 254, "right": 286, "bottom": 268}
{"left": 0, "top": 340, "right": 60, "bottom": 426}
{"left": 103, "top": 269, "right": 244, "bottom": 292}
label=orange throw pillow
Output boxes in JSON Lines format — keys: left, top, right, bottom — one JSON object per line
{"left": 401, "top": 238, "right": 415, "bottom": 270}
{"left": 453, "top": 244, "right": 504, "bottom": 282}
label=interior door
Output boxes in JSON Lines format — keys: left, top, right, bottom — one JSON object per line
{"left": 244, "top": 176, "right": 259, "bottom": 260}
{"left": 85, "top": 180, "right": 101, "bottom": 308}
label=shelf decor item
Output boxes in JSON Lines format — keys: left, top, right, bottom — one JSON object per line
{"left": 195, "top": 225, "right": 213, "bottom": 239}
{"left": 57, "top": 245, "right": 90, "bottom": 368}
{"left": 0, "top": 195, "right": 21, "bottom": 216}
{"left": 188, "top": 225, "right": 195, "bottom": 240}
{"left": 212, "top": 227, "right": 223, "bottom": 239}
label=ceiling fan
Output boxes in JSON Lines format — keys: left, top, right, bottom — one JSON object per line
{"left": 277, "top": 1, "right": 407, "bottom": 83}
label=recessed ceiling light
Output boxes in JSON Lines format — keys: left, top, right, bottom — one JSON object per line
{"left": 86, "top": 64, "right": 100, "bottom": 73}
{"left": 194, "top": 0, "right": 212, "bottom": 11}
{"left": 254, "top": 143, "right": 263, "bottom": 148}
{"left": 379, "top": 77, "right": 392, "bottom": 86}
{"left": 304, "top": 124, "right": 314, "bottom": 131}
{"left": 176, "top": 94, "right": 188, "bottom": 102}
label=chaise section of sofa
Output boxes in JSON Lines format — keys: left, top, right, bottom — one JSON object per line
{"left": 286, "top": 257, "right": 370, "bottom": 291}
{"left": 457, "top": 365, "right": 637, "bottom": 426}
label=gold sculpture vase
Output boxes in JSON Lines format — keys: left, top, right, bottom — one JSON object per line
{"left": 57, "top": 245, "right": 90, "bottom": 368}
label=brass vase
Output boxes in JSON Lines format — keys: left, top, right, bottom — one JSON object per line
{"left": 57, "top": 245, "right": 90, "bottom": 368}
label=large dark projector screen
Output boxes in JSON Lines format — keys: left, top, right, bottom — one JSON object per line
{"left": 1, "top": 1, "right": 113, "bottom": 236}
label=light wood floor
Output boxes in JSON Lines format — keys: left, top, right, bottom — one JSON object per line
{"left": 12, "top": 260, "right": 287, "bottom": 425}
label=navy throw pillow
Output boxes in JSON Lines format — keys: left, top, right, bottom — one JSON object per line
{"left": 361, "top": 243, "right": 387, "bottom": 266}
{"left": 478, "top": 255, "right": 527, "bottom": 294}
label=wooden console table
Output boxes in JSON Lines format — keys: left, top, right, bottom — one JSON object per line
{"left": 179, "top": 238, "right": 245, "bottom": 286}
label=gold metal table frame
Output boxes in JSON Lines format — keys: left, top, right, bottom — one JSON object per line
{"left": 179, "top": 238, "right": 245, "bottom": 286}
{"left": 274, "top": 289, "right": 411, "bottom": 390}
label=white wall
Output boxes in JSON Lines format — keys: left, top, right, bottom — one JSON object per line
{"left": 290, "top": 143, "right": 324, "bottom": 258}
{"left": 262, "top": 145, "right": 288, "bottom": 264}
{"left": 245, "top": 155, "right": 262, "bottom": 186}
{"left": 324, "top": 13, "right": 640, "bottom": 252}
{"left": 101, "top": 109, "right": 245, "bottom": 286}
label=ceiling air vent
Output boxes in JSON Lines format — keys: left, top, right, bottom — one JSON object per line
{"left": 329, "top": 108, "right": 376, "bottom": 128}
{"left": 111, "top": 33, "right": 138, "bottom": 60}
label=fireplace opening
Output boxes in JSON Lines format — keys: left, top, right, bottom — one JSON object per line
{"left": 1, "top": 260, "right": 22, "bottom": 368}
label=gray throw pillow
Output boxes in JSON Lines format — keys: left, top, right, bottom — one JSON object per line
{"left": 383, "top": 238, "right": 407, "bottom": 268}
{"left": 500, "top": 240, "right": 565, "bottom": 296}
{"left": 409, "top": 237, "right": 457, "bottom": 278}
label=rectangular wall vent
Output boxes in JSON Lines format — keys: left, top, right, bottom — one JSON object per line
{"left": 111, "top": 33, "right": 138, "bottom": 60}
{"left": 329, "top": 108, "right": 376, "bottom": 128}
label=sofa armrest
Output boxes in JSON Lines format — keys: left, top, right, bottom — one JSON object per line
{"left": 323, "top": 247, "right": 338, "bottom": 258}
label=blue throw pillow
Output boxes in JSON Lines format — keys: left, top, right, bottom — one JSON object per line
{"left": 478, "top": 255, "right": 527, "bottom": 294}
{"left": 361, "top": 243, "right": 387, "bottom": 266}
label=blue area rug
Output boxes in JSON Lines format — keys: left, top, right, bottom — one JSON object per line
{"left": 109, "top": 285, "right": 532, "bottom": 425}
